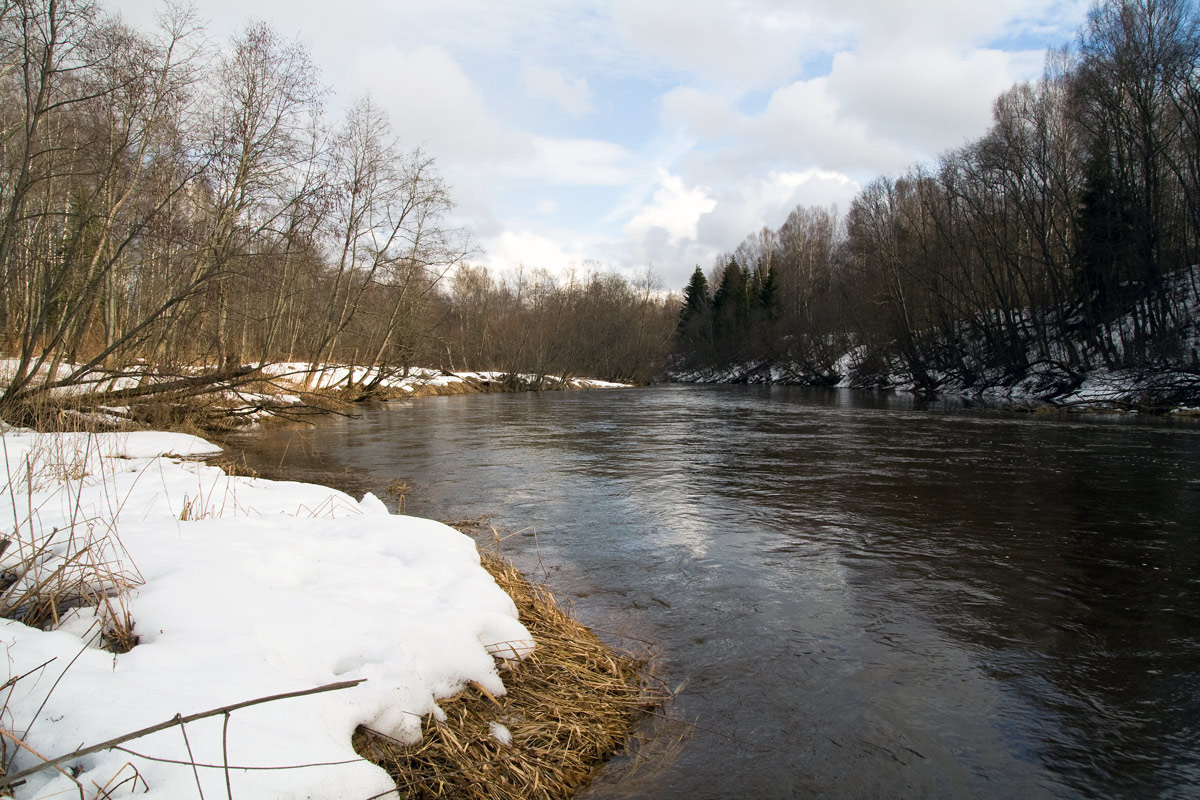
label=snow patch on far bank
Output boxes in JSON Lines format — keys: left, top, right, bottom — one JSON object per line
{"left": 260, "top": 364, "right": 630, "bottom": 395}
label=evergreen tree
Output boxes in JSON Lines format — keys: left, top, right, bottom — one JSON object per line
{"left": 713, "top": 258, "right": 744, "bottom": 314}
{"left": 759, "top": 264, "right": 781, "bottom": 324}
{"left": 738, "top": 264, "right": 754, "bottom": 322}
{"left": 675, "top": 265, "right": 714, "bottom": 359}
{"left": 677, "top": 266, "right": 712, "bottom": 332}
{"left": 712, "top": 257, "right": 748, "bottom": 356}
{"left": 1076, "top": 142, "right": 1132, "bottom": 319}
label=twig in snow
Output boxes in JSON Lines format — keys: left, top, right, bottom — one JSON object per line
{"left": 1, "top": 678, "right": 366, "bottom": 787}
{"left": 110, "top": 746, "right": 364, "bottom": 772}
{"left": 177, "top": 715, "right": 205, "bottom": 800}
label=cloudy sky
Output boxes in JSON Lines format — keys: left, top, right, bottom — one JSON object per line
{"left": 113, "top": 0, "right": 1091, "bottom": 290}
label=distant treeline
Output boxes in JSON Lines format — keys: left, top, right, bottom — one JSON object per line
{"left": 0, "top": 1, "right": 675, "bottom": 421}
{"left": 443, "top": 266, "right": 675, "bottom": 385}
{"left": 674, "top": 0, "right": 1200, "bottom": 401}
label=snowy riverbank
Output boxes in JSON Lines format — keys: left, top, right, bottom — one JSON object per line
{"left": 0, "top": 426, "right": 537, "bottom": 798}
{"left": 669, "top": 264, "right": 1200, "bottom": 413}
{"left": 670, "top": 356, "right": 1200, "bottom": 414}
{"left": 0, "top": 359, "right": 632, "bottom": 430}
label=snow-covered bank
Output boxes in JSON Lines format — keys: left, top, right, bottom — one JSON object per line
{"left": 669, "top": 265, "right": 1200, "bottom": 413}
{"left": 668, "top": 357, "right": 1200, "bottom": 413}
{"left": 259, "top": 364, "right": 630, "bottom": 395}
{"left": 0, "top": 427, "right": 535, "bottom": 798}
{"left": 669, "top": 357, "right": 1200, "bottom": 412}
{"left": 0, "top": 359, "right": 632, "bottom": 429}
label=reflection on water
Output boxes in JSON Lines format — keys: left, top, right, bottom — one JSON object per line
{"left": 227, "top": 385, "right": 1200, "bottom": 799}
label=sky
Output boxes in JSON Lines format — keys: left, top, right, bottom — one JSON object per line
{"left": 112, "top": 0, "right": 1092, "bottom": 291}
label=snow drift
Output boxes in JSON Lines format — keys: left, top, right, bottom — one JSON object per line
{"left": 0, "top": 427, "right": 533, "bottom": 798}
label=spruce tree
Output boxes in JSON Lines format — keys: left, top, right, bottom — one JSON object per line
{"left": 738, "top": 264, "right": 753, "bottom": 322}
{"left": 1076, "top": 142, "right": 1132, "bottom": 319}
{"left": 759, "top": 264, "right": 781, "bottom": 324}
{"left": 712, "top": 257, "right": 746, "bottom": 356}
{"left": 677, "top": 266, "right": 712, "bottom": 332}
{"left": 675, "top": 266, "right": 714, "bottom": 360}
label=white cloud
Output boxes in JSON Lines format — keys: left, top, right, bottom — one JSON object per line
{"left": 656, "top": 36, "right": 1053, "bottom": 188}
{"left": 660, "top": 87, "right": 738, "bottom": 139}
{"left": 349, "top": 45, "right": 525, "bottom": 164}
{"left": 815, "top": 0, "right": 1082, "bottom": 52}
{"left": 609, "top": 0, "right": 828, "bottom": 88}
{"left": 625, "top": 169, "right": 717, "bottom": 246}
{"left": 825, "top": 46, "right": 1039, "bottom": 153}
{"left": 749, "top": 77, "right": 912, "bottom": 174}
{"left": 659, "top": 76, "right": 912, "bottom": 182}
{"left": 760, "top": 168, "right": 859, "bottom": 211}
{"left": 696, "top": 169, "right": 859, "bottom": 248}
{"left": 484, "top": 229, "right": 591, "bottom": 272}
{"left": 513, "top": 138, "right": 633, "bottom": 186}
{"left": 521, "top": 61, "right": 594, "bottom": 117}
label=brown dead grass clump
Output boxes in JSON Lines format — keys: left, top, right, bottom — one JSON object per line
{"left": 403, "top": 379, "right": 482, "bottom": 399}
{"left": 201, "top": 451, "right": 260, "bottom": 478}
{"left": 354, "top": 552, "right": 667, "bottom": 799}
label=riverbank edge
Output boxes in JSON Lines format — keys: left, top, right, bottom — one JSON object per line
{"left": 663, "top": 361, "right": 1200, "bottom": 416}
{"left": 267, "top": 370, "right": 626, "bottom": 417}
{"left": 205, "top": 440, "right": 669, "bottom": 799}
{"left": 0, "top": 424, "right": 665, "bottom": 798}
{"left": 0, "top": 361, "right": 634, "bottom": 433}
{"left": 356, "top": 547, "right": 668, "bottom": 799}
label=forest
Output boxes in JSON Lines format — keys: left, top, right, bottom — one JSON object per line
{"left": 0, "top": 1, "right": 677, "bottom": 423}
{"left": 5, "top": 0, "right": 1200, "bottom": 423}
{"left": 673, "top": 0, "right": 1200, "bottom": 408}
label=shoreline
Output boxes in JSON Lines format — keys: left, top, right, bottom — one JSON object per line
{"left": 0, "top": 422, "right": 660, "bottom": 799}
{"left": 0, "top": 358, "right": 634, "bottom": 433}
{"left": 663, "top": 364, "right": 1200, "bottom": 416}
{"left": 357, "top": 548, "right": 666, "bottom": 800}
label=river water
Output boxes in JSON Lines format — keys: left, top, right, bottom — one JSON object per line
{"left": 226, "top": 385, "right": 1200, "bottom": 799}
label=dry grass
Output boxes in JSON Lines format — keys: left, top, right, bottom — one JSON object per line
{"left": 354, "top": 551, "right": 669, "bottom": 800}
{"left": 201, "top": 451, "right": 259, "bottom": 478}
{"left": 0, "top": 431, "right": 143, "bottom": 652}
{"left": 385, "top": 477, "right": 409, "bottom": 512}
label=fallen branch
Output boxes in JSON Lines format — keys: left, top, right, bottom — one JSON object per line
{"left": 1, "top": 678, "right": 366, "bottom": 787}
{"left": 56, "top": 366, "right": 263, "bottom": 409}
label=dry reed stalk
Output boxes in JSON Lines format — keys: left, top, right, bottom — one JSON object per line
{"left": 0, "top": 430, "right": 143, "bottom": 651}
{"left": 354, "top": 552, "right": 669, "bottom": 800}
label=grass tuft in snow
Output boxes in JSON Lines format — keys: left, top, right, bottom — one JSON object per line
{"left": 354, "top": 550, "right": 669, "bottom": 800}
{"left": 0, "top": 431, "right": 142, "bottom": 650}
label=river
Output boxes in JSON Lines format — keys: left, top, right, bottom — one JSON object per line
{"left": 226, "top": 385, "right": 1200, "bottom": 799}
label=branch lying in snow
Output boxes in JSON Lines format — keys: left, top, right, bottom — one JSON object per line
{"left": 1, "top": 678, "right": 366, "bottom": 788}
{"left": 53, "top": 366, "right": 263, "bottom": 409}
{"left": 109, "top": 745, "right": 365, "bottom": 772}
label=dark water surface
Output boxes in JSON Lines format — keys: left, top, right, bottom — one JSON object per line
{"left": 227, "top": 385, "right": 1200, "bottom": 799}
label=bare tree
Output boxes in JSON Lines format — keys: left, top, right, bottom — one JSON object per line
{"left": 0, "top": 1, "right": 211, "bottom": 418}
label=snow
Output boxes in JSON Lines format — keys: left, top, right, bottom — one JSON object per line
{"left": 1, "top": 361, "right": 632, "bottom": 429}
{"left": 488, "top": 721, "right": 513, "bottom": 746}
{"left": 257, "top": 363, "right": 631, "bottom": 396}
{"left": 0, "top": 427, "right": 534, "bottom": 799}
